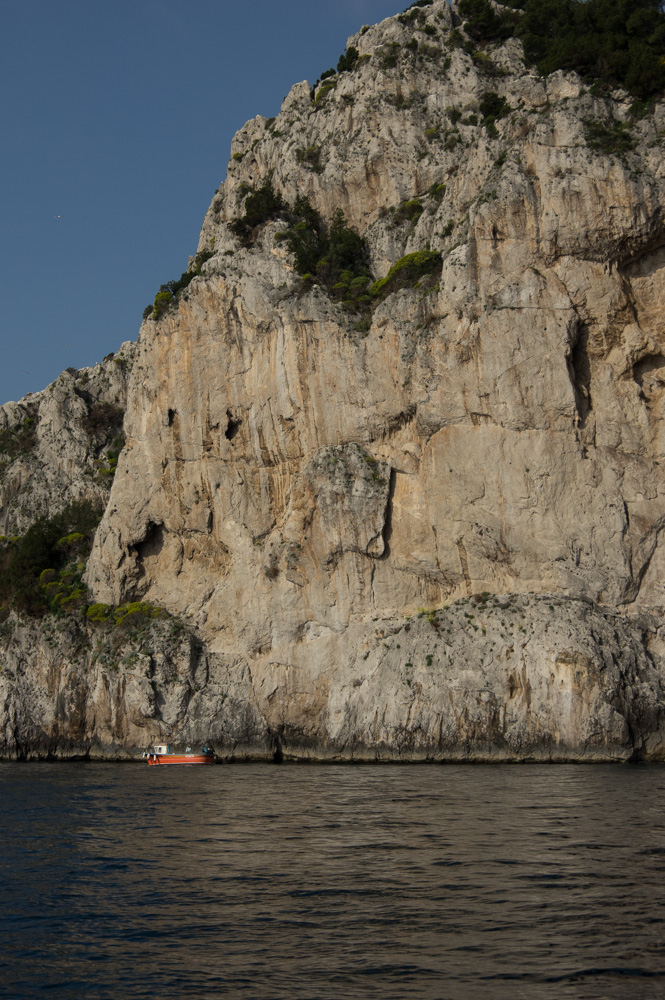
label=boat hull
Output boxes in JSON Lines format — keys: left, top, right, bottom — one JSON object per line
{"left": 147, "top": 753, "right": 215, "bottom": 766}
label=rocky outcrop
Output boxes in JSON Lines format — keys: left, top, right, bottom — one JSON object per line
{"left": 0, "top": 343, "right": 136, "bottom": 535}
{"left": 1, "top": 594, "right": 663, "bottom": 761}
{"left": 2, "top": 0, "right": 665, "bottom": 759}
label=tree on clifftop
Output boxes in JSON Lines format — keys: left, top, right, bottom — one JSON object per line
{"left": 458, "top": 0, "right": 665, "bottom": 98}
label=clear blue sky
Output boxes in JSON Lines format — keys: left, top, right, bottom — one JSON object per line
{"left": 0, "top": 0, "right": 404, "bottom": 406}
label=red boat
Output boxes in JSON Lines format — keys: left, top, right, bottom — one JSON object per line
{"left": 143, "top": 743, "right": 215, "bottom": 765}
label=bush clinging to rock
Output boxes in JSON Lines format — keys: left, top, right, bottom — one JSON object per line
{"left": 370, "top": 250, "right": 442, "bottom": 299}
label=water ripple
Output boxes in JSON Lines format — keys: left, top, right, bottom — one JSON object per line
{"left": 1, "top": 762, "right": 665, "bottom": 999}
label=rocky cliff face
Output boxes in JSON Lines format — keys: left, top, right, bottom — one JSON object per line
{"left": 2, "top": 0, "right": 665, "bottom": 760}
{"left": 0, "top": 343, "right": 135, "bottom": 535}
{"left": 2, "top": 594, "right": 663, "bottom": 761}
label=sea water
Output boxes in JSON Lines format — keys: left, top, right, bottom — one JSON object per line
{"left": 1, "top": 762, "right": 664, "bottom": 999}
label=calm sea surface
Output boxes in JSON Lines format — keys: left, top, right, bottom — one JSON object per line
{"left": 1, "top": 763, "right": 664, "bottom": 1000}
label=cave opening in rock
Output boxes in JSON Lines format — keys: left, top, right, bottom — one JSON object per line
{"left": 167, "top": 408, "right": 176, "bottom": 427}
{"left": 272, "top": 734, "right": 284, "bottom": 764}
{"left": 225, "top": 410, "right": 242, "bottom": 441}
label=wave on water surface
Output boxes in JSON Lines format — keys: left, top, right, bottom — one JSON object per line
{"left": 1, "top": 763, "right": 664, "bottom": 999}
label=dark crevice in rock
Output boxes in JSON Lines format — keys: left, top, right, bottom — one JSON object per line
{"left": 386, "top": 404, "right": 417, "bottom": 435}
{"left": 379, "top": 467, "right": 396, "bottom": 560}
{"left": 167, "top": 408, "right": 176, "bottom": 427}
{"left": 225, "top": 410, "right": 242, "bottom": 441}
{"left": 135, "top": 521, "right": 165, "bottom": 561}
{"left": 365, "top": 406, "right": 417, "bottom": 446}
{"left": 73, "top": 386, "right": 93, "bottom": 405}
{"left": 618, "top": 233, "right": 665, "bottom": 274}
{"left": 568, "top": 322, "right": 592, "bottom": 426}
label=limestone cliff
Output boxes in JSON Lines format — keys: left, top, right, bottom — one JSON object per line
{"left": 2, "top": 0, "right": 665, "bottom": 760}
{"left": 0, "top": 343, "right": 135, "bottom": 535}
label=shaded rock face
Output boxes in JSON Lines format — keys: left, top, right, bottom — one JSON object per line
{"left": 0, "top": 343, "right": 135, "bottom": 534}
{"left": 1, "top": 596, "right": 663, "bottom": 761}
{"left": 3, "top": 0, "right": 665, "bottom": 759}
{"left": 0, "top": 615, "right": 267, "bottom": 760}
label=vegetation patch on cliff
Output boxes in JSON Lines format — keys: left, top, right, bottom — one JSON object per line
{"left": 81, "top": 401, "right": 123, "bottom": 440}
{"left": 0, "top": 497, "right": 185, "bottom": 678}
{"left": 0, "top": 415, "right": 37, "bottom": 466}
{"left": 88, "top": 607, "right": 190, "bottom": 674}
{"left": 263, "top": 188, "right": 442, "bottom": 327}
{"left": 458, "top": 0, "right": 665, "bottom": 99}
{"left": 399, "top": 0, "right": 434, "bottom": 23}
{"left": 370, "top": 250, "right": 443, "bottom": 299}
{"left": 229, "top": 180, "right": 286, "bottom": 246}
{"left": 584, "top": 117, "right": 636, "bottom": 154}
{"left": 86, "top": 600, "right": 168, "bottom": 629}
{"left": 232, "top": 181, "right": 445, "bottom": 324}
{"left": 146, "top": 250, "right": 215, "bottom": 320}
{"left": 228, "top": 181, "right": 373, "bottom": 311}
{"left": 275, "top": 199, "right": 372, "bottom": 307}
{"left": 309, "top": 44, "right": 362, "bottom": 102}
{"left": 94, "top": 434, "right": 124, "bottom": 483}
{"left": 0, "top": 499, "right": 102, "bottom": 618}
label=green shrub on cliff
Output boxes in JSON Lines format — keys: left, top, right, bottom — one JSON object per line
{"left": 0, "top": 499, "right": 102, "bottom": 619}
{"left": 275, "top": 196, "right": 324, "bottom": 274}
{"left": 295, "top": 144, "right": 324, "bottom": 170}
{"left": 150, "top": 250, "right": 216, "bottom": 320}
{"left": 370, "top": 250, "right": 442, "bottom": 299}
{"left": 153, "top": 290, "right": 173, "bottom": 319}
{"left": 584, "top": 118, "right": 636, "bottom": 154}
{"left": 518, "top": 0, "right": 665, "bottom": 98}
{"left": 81, "top": 401, "right": 123, "bottom": 439}
{"left": 319, "top": 209, "right": 370, "bottom": 288}
{"left": 310, "top": 45, "right": 360, "bottom": 102}
{"left": 0, "top": 416, "right": 37, "bottom": 460}
{"left": 314, "top": 82, "right": 336, "bottom": 103}
{"left": 387, "top": 198, "right": 425, "bottom": 225}
{"left": 275, "top": 201, "right": 372, "bottom": 306}
{"left": 337, "top": 45, "right": 359, "bottom": 73}
{"left": 378, "top": 42, "right": 401, "bottom": 69}
{"left": 458, "top": 0, "right": 665, "bottom": 99}
{"left": 86, "top": 601, "right": 166, "bottom": 629}
{"left": 399, "top": 0, "right": 433, "bottom": 21}
{"left": 230, "top": 180, "right": 286, "bottom": 246}
{"left": 86, "top": 602, "right": 111, "bottom": 622}
{"left": 458, "top": 0, "right": 520, "bottom": 42}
